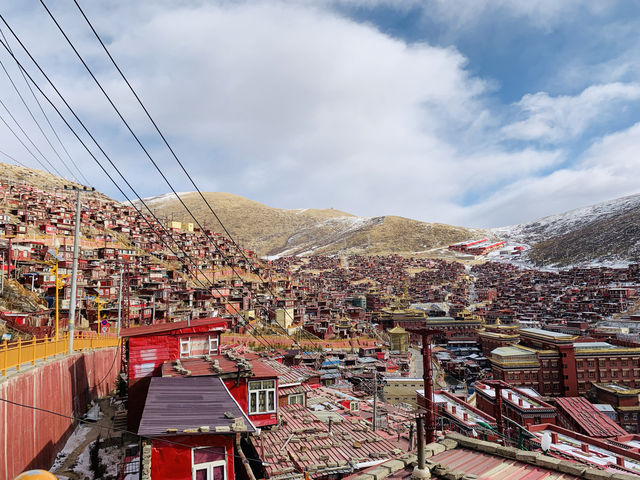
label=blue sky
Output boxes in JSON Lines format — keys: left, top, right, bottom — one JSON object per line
{"left": 2, "top": 0, "right": 640, "bottom": 227}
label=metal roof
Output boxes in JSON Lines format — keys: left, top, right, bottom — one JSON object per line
{"left": 138, "top": 376, "right": 255, "bottom": 436}
{"left": 121, "top": 317, "right": 228, "bottom": 337}
{"left": 430, "top": 448, "right": 582, "bottom": 480}
{"left": 555, "top": 396, "right": 627, "bottom": 438}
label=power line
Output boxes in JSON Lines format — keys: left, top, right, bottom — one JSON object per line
{"left": 0, "top": 19, "right": 274, "bottom": 352}
{"left": 0, "top": 147, "right": 28, "bottom": 168}
{"left": 0, "top": 53, "right": 79, "bottom": 182}
{"left": 0, "top": 90, "right": 64, "bottom": 177}
{"left": 0, "top": 103, "right": 54, "bottom": 175}
{"left": 0, "top": 27, "right": 90, "bottom": 185}
{"left": 53, "top": 0, "right": 307, "bottom": 349}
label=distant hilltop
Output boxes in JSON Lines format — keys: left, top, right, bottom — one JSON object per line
{"left": 2, "top": 162, "right": 640, "bottom": 266}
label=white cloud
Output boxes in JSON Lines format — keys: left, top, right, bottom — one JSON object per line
{"left": 1, "top": 0, "right": 637, "bottom": 230}
{"left": 463, "top": 121, "right": 640, "bottom": 226}
{"left": 503, "top": 83, "right": 640, "bottom": 143}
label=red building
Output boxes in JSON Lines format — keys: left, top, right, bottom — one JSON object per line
{"left": 474, "top": 382, "right": 556, "bottom": 429}
{"left": 592, "top": 383, "right": 640, "bottom": 433}
{"left": 122, "top": 318, "right": 229, "bottom": 431}
{"left": 160, "top": 353, "right": 280, "bottom": 428}
{"left": 138, "top": 376, "right": 255, "bottom": 480}
{"left": 490, "top": 328, "right": 640, "bottom": 396}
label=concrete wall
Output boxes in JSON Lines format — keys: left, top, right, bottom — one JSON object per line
{"left": 0, "top": 347, "right": 121, "bottom": 480}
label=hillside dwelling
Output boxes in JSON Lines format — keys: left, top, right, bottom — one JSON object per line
{"left": 121, "top": 318, "right": 230, "bottom": 432}
{"left": 137, "top": 376, "right": 256, "bottom": 480}
{"left": 161, "top": 352, "right": 281, "bottom": 428}
{"left": 40, "top": 224, "right": 56, "bottom": 234}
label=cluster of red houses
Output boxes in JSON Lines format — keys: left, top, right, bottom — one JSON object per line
{"left": 121, "top": 318, "right": 417, "bottom": 480}
{"left": 448, "top": 238, "right": 507, "bottom": 255}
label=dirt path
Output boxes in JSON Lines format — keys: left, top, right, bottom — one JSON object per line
{"left": 51, "top": 398, "right": 118, "bottom": 479}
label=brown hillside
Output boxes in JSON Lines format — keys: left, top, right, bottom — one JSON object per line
{"left": 140, "top": 193, "right": 481, "bottom": 257}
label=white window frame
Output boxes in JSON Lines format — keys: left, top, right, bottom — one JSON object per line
{"left": 208, "top": 335, "right": 219, "bottom": 355}
{"left": 288, "top": 393, "right": 305, "bottom": 406}
{"left": 350, "top": 401, "right": 359, "bottom": 411}
{"left": 191, "top": 447, "right": 226, "bottom": 480}
{"left": 248, "top": 379, "right": 277, "bottom": 414}
{"left": 180, "top": 338, "right": 191, "bottom": 358}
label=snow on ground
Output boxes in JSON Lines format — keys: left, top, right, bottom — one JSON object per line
{"left": 49, "top": 424, "right": 92, "bottom": 471}
{"left": 136, "top": 192, "right": 193, "bottom": 206}
{"left": 74, "top": 440, "right": 122, "bottom": 480}
{"left": 492, "top": 193, "right": 640, "bottom": 243}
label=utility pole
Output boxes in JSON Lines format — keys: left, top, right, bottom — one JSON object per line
{"left": 65, "top": 185, "right": 95, "bottom": 353}
{"left": 412, "top": 416, "right": 429, "bottom": 479}
{"left": 484, "top": 380, "right": 508, "bottom": 442}
{"left": 373, "top": 369, "right": 378, "bottom": 431}
{"left": 408, "top": 328, "right": 444, "bottom": 444}
{"left": 117, "top": 268, "right": 123, "bottom": 336}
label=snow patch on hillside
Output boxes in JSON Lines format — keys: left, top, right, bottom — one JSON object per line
{"left": 271, "top": 215, "right": 380, "bottom": 258}
{"left": 138, "top": 192, "right": 193, "bottom": 207}
{"left": 492, "top": 192, "right": 640, "bottom": 243}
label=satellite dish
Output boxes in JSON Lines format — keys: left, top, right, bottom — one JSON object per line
{"left": 541, "top": 432, "right": 552, "bottom": 452}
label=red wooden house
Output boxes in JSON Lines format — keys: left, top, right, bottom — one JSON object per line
{"left": 138, "top": 376, "right": 255, "bottom": 480}
{"left": 121, "top": 318, "right": 230, "bottom": 431}
{"left": 161, "top": 352, "right": 280, "bottom": 428}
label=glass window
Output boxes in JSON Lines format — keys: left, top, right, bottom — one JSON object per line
{"left": 289, "top": 394, "right": 304, "bottom": 405}
{"left": 180, "top": 338, "right": 190, "bottom": 358}
{"left": 192, "top": 447, "right": 225, "bottom": 480}
{"left": 248, "top": 380, "right": 276, "bottom": 414}
{"left": 208, "top": 336, "right": 219, "bottom": 355}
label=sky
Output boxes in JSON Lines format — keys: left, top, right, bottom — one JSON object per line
{"left": 1, "top": 1, "right": 640, "bottom": 228}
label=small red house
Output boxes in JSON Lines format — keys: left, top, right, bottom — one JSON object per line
{"left": 138, "top": 376, "right": 255, "bottom": 480}
{"left": 121, "top": 318, "right": 229, "bottom": 432}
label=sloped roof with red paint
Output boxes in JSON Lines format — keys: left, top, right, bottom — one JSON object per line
{"left": 121, "top": 318, "right": 228, "bottom": 337}
{"left": 555, "top": 396, "right": 627, "bottom": 438}
{"left": 429, "top": 448, "right": 581, "bottom": 480}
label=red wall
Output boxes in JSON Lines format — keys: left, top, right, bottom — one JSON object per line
{"left": 0, "top": 347, "right": 121, "bottom": 480}
{"left": 224, "top": 379, "right": 278, "bottom": 427}
{"left": 151, "top": 434, "right": 234, "bottom": 480}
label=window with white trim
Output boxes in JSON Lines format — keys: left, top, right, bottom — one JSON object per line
{"left": 248, "top": 379, "right": 276, "bottom": 414}
{"left": 208, "top": 336, "right": 219, "bottom": 355}
{"left": 288, "top": 393, "right": 305, "bottom": 406}
{"left": 180, "top": 335, "right": 220, "bottom": 358}
{"left": 180, "top": 338, "right": 191, "bottom": 358}
{"left": 350, "top": 401, "right": 359, "bottom": 411}
{"left": 192, "top": 446, "right": 225, "bottom": 480}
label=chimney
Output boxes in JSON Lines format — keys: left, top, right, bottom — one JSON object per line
{"left": 617, "top": 456, "right": 625, "bottom": 467}
{"left": 551, "top": 432, "right": 558, "bottom": 443}
{"left": 452, "top": 406, "right": 457, "bottom": 414}
{"left": 518, "top": 398, "right": 523, "bottom": 406}
{"left": 581, "top": 443, "right": 589, "bottom": 453}
{"left": 463, "top": 412, "right": 468, "bottom": 422}
{"left": 508, "top": 392, "right": 513, "bottom": 400}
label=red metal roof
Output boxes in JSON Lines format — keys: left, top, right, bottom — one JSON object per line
{"left": 252, "top": 404, "right": 403, "bottom": 478}
{"left": 120, "top": 317, "right": 228, "bottom": 337}
{"left": 161, "top": 355, "right": 279, "bottom": 379}
{"left": 555, "top": 396, "right": 627, "bottom": 438}
{"left": 430, "top": 448, "right": 582, "bottom": 480}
